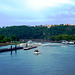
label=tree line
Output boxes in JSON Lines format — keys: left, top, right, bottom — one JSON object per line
{"left": 0, "top": 35, "right": 19, "bottom": 43}
{"left": 0, "top": 25, "right": 75, "bottom": 43}
{"left": 50, "top": 34, "right": 75, "bottom": 41}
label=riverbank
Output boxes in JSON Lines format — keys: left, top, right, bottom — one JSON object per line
{"left": 0, "top": 41, "right": 20, "bottom": 47}
{"left": 0, "top": 43, "right": 7, "bottom": 46}
{"left": 20, "top": 39, "right": 61, "bottom": 43}
{"left": 0, "top": 40, "right": 74, "bottom": 47}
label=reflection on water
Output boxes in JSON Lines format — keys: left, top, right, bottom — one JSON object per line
{"left": 11, "top": 50, "right": 17, "bottom": 55}
{"left": 0, "top": 43, "right": 75, "bottom": 75}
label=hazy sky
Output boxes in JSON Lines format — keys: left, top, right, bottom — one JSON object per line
{"left": 0, "top": 0, "right": 75, "bottom": 27}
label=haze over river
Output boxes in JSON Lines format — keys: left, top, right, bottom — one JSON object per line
{"left": 0, "top": 43, "right": 75, "bottom": 75}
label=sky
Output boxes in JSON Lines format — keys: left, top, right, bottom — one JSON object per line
{"left": 0, "top": 0, "right": 75, "bottom": 27}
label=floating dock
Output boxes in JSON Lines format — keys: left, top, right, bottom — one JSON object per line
{"left": 0, "top": 46, "right": 23, "bottom": 52}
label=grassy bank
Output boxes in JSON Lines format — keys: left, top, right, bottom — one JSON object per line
{"left": 0, "top": 41, "right": 20, "bottom": 46}
{"left": 0, "top": 43, "right": 7, "bottom": 46}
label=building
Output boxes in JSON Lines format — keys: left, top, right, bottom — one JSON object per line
{"left": 44, "top": 25, "right": 52, "bottom": 28}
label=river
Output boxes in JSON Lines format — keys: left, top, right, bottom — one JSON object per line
{"left": 0, "top": 43, "right": 75, "bottom": 75}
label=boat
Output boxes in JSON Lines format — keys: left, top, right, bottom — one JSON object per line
{"left": 34, "top": 50, "right": 40, "bottom": 54}
{"left": 68, "top": 41, "right": 74, "bottom": 45}
{"left": 61, "top": 40, "right": 75, "bottom": 45}
{"left": 19, "top": 40, "right": 42, "bottom": 48}
{"left": 61, "top": 40, "right": 69, "bottom": 44}
{"left": 23, "top": 46, "right": 37, "bottom": 50}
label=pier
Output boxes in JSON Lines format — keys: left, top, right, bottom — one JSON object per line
{"left": 0, "top": 45, "right": 23, "bottom": 52}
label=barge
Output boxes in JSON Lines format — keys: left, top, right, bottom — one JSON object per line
{"left": 23, "top": 46, "right": 37, "bottom": 50}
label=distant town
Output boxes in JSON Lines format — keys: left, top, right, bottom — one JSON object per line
{"left": 37, "top": 24, "right": 75, "bottom": 28}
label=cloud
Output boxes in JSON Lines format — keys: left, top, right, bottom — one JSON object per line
{"left": 26, "top": 0, "right": 75, "bottom": 11}
{"left": 0, "top": 0, "right": 75, "bottom": 27}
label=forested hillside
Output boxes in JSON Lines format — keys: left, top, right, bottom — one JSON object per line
{"left": 0, "top": 25, "right": 75, "bottom": 42}
{"left": 0, "top": 25, "right": 47, "bottom": 39}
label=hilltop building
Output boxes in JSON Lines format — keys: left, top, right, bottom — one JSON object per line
{"left": 44, "top": 25, "right": 52, "bottom": 28}
{"left": 37, "top": 24, "right": 75, "bottom": 28}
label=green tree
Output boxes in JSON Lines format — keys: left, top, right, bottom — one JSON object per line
{"left": 11, "top": 35, "right": 16, "bottom": 41}
{"left": 62, "top": 34, "right": 69, "bottom": 41}
{"left": 2, "top": 37, "right": 7, "bottom": 43}
{"left": 0, "top": 35, "right": 6, "bottom": 43}
{"left": 7, "top": 37, "right": 11, "bottom": 42}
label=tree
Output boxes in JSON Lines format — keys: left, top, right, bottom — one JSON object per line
{"left": 7, "top": 37, "right": 11, "bottom": 42}
{"left": 11, "top": 35, "right": 16, "bottom": 41}
{"left": 0, "top": 35, "right": 6, "bottom": 43}
{"left": 3, "top": 37, "right": 7, "bottom": 43}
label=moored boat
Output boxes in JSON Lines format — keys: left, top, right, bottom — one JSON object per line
{"left": 23, "top": 46, "right": 37, "bottom": 50}
{"left": 61, "top": 40, "right": 75, "bottom": 45}
{"left": 61, "top": 40, "right": 69, "bottom": 44}
{"left": 68, "top": 41, "right": 74, "bottom": 45}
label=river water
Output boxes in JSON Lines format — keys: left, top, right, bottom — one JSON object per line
{"left": 0, "top": 43, "right": 75, "bottom": 75}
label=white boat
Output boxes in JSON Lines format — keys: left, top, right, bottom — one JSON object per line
{"left": 61, "top": 40, "right": 69, "bottom": 44}
{"left": 61, "top": 40, "right": 75, "bottom": 45}
{"left": 68, "top": 41, "right": 74, "bottom": 44}
{"left": 18, "top": 43, "right": 26, "bottom": 47}
{"left": 34, "top": 50, "right": 40, "bottom": 54}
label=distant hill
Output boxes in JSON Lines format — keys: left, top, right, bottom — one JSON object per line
{"left": 0, "top": 25, "right": 75, "bottom": 40}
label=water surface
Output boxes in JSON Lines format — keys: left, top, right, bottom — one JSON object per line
{"left": 0, "top": 43, "right": 75, "bottom": 75}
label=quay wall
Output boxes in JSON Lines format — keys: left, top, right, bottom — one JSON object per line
{"left": 20, "top": 39, "right": 61, "bottom": 43}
